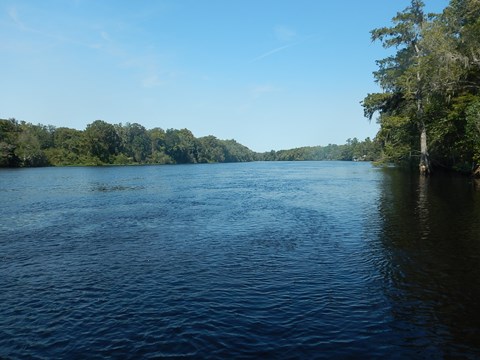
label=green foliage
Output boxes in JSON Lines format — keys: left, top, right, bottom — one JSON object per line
{"left": 364, "top": 0, "right": 480, "bottom": 174}
{"left": 116, "top": 123, "right": 150, "bottom": 163}
{"left": 15, "top": 123, "right": 50, "bottom": 167}
{"left": 222, "top": 140, "right": 256, "bottom": 162}
{"left": 362, "top": 93, "right": 394, "bottom": 121}
{"left": 257, "top": 138, "right": 380, "bottom": 162}
{"left": 0, "top": 118, "right": 20, "bottom": 167}
{"left": 0, "top": 116, "right": 381, "bottom": 167}
{"left": 84, "top": 120, "right": 120, "bottom": 163}
{"left": 465, "top": 98, "right": 480, "bottom": 164}
{"left": 49, "top": 127, "right": 86, "bottom": 165}
{"left": 164, "top": 128, "right": 198, "bottom": 164}
{"left": 149, "top": 151, "right": 173, "bottom": 165}
{"left": 364, "top": 0, "right": 428, "bottom": 169}
{"left": 197, "top": 136, "right": 226, "bottom": 163}
{"left": 0, "top": 118, "right": 258, "bottom": 167}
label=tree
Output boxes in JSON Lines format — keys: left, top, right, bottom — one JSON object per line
{"left": 148, "top": 127, "right": 173, "bottom": 164}
{"left": 46, "top": 127, "right": 86, "bottom": 165}
{"left": 84, "top": 120, "right": 120, "bottom": 163}
{"left": 0, "top": 118, "right": 20, "bottom": 167}
{"left": 164, "top": 128, "right": 198, "bottom": 164}
{"left": 364, "top": 0, "right": 480, "bottom": 174}
{"left": 222, "top": 139, "right": 255, "bottom": 162}
{"left": 197, "top": 136, "right": 226, "bottom": 163}
{"left": 364, "top": 0, "right": 432, "bottom": 173}
{"left": 16, "top": 122, "right": 50, "bottom": 166}
{"left": 118, "top": 122, "right": 150, "bottom": 163}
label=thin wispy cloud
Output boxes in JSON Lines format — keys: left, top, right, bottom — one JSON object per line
{"left": 250, "top": 33, "right": 318, "bottom": 63}
{"left": 8, "top": 7, "right": 34, "bottom": 32}
{"left": 138, "top": 63, "right": 177, "bottom": 89}
{"left": 142, "top": 74, "right": 163, "bottom": 88}
{"left": 7, "top": 5, "right": 121, "bottom": 52}
{"left": 72, "top": 0, "right": 84, "bottom": 7}
{"left": 250, "top": 42, "right": 298, "bottom": 63}
{"left": 6, "top": 5, "right": 170, "bottom": 90}
{"left": 7, "top": 6, "right": 79, "bottom": 45}
{"left": 89, "top": 31, "right": 112, "bottom": 49}
{"left": 250, "top": 84, "right": 281, "bottom": 98}
{"left": 100, "top": 31, "right": 111, "bottom": 42}
{"left": 237, "top": 84, "right": 282, "bottom": 112}
{"left": 250, "top": 25, "right": 300, "bottom": 63}
{"left": 274, "top": 25, "right": 296, "bottom": 42}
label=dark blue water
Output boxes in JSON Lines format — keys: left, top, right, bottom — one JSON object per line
{"left": 1, "top": 162, "right": 480, "bottom": 359}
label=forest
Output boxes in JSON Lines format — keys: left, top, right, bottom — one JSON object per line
{"left": 363, "top": 0, "right": 480, "bottom": 175}
{"left": 0, "top": 119, "right": 257, "bottom": 167}
{"left": 2, "top": 0, "right": 478, "bottom": 172}
{"left": 0, "top": 118, "right": 378, "bottom": 167}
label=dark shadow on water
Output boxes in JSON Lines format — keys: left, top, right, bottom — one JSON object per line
{"left": 91, "top": 183, "right": 145, "bottom": 192}
{"left": 373, "top": 167, "right": 480, "bottom": 357}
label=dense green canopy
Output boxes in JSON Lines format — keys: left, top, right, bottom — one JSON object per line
{"left": 0, "top": 118, "right": 377, "bottom": 167}
{"left": 6, "top": 1, "right": 476, "bottom": 171}
{"left": 363, "top": 0, "right": 480, "bottom": 174}
{"left": 0, "top": 119, "right": 257, "bottom": 167}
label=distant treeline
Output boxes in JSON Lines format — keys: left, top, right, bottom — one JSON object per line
{"left": 0, "top": 119, "right": 256, "bottom": 167}
{"left": 0, "top": 118, "right": 379, "bottom": 167}
{"left": 258, "top": 137, "right": 380, "bottom": 162}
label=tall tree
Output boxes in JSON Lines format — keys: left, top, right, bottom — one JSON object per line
{"left": 197, "top": 135, "right": 226, "bottom": 163}
{"left": 412, "top": 0, "right": 480, "bottom": 172}
{"left": 363, "top": 0, "right": 432, "bottom": 173}
{"left": 16, "top": 122, "right": 50, "bottom": 166}
{"left": 164, "top": 128, "right": 198, "bottom": 164}
{"left": 0, "top": 118, "right": 20, "bottom": 167}
{"left": 148, "top": 127, "right": 172, "bottom": 164}
{"left": 47, "top": 127, "right": 86, "bottom": 165}
{"left": 118, "top": 123, "right": 150, "bottom": 163}
{"left": 84, "top": 120, "right": 120, "bottom": 163}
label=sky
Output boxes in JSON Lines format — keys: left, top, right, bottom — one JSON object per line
{"left": 0, "top": 0, "right": 449, "bottom": 152}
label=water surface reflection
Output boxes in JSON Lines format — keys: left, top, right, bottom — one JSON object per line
{"left": 374, "top": 168, "right": 480, "bottom": 357}
{"left": 1, "top": 163, "right": 480, "bottom": 358}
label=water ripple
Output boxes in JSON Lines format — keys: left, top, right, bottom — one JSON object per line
{"left": 1, "top": 163, "right": 479, "bottom": 358}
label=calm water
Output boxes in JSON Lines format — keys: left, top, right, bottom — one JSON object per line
{"left": 1, "top": 162, "right": 480, "bottom": 359}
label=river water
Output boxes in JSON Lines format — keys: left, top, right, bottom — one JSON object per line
{"left": 1, "top": 162, "right": 479, "bottom": 359}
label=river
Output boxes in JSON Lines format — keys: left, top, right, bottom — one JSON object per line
{"left": 1, "top": 162, "right": 479, "bottom": 358}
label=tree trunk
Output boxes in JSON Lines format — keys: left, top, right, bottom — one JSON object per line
{"left": 415, "top": 42, "right": 430, "bottom": 175}
{"left": 419, "top": 126, "right": 431, "bottom": 175}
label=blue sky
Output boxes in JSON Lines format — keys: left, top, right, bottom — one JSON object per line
{"left": 1, "top": 0, "right": 449, "bottom": 152}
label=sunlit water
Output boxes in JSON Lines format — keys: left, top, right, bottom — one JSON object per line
{"left": 1, "top": 162, "right": 480, "bottom": 359}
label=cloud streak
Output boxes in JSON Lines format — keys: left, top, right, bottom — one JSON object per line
{"left": 250, "top": 84, "right": 281, "bottom": 98}
{"left": 8, "top": 6, "right": 35, "bottom": 32}
{"left": 7, "top": 6, "right": 77, "bottom": 45}
{"left": 250, "top": 42, "right": 298, "bottom": 63}
{"left": 274, "top": 25, "right": 296, "bottom": 42}
{"left": 142, "top": 74, "right": 163, "bottom": 88}
{"left": 250, "top": 33, "right": 318, "bottom": 63}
